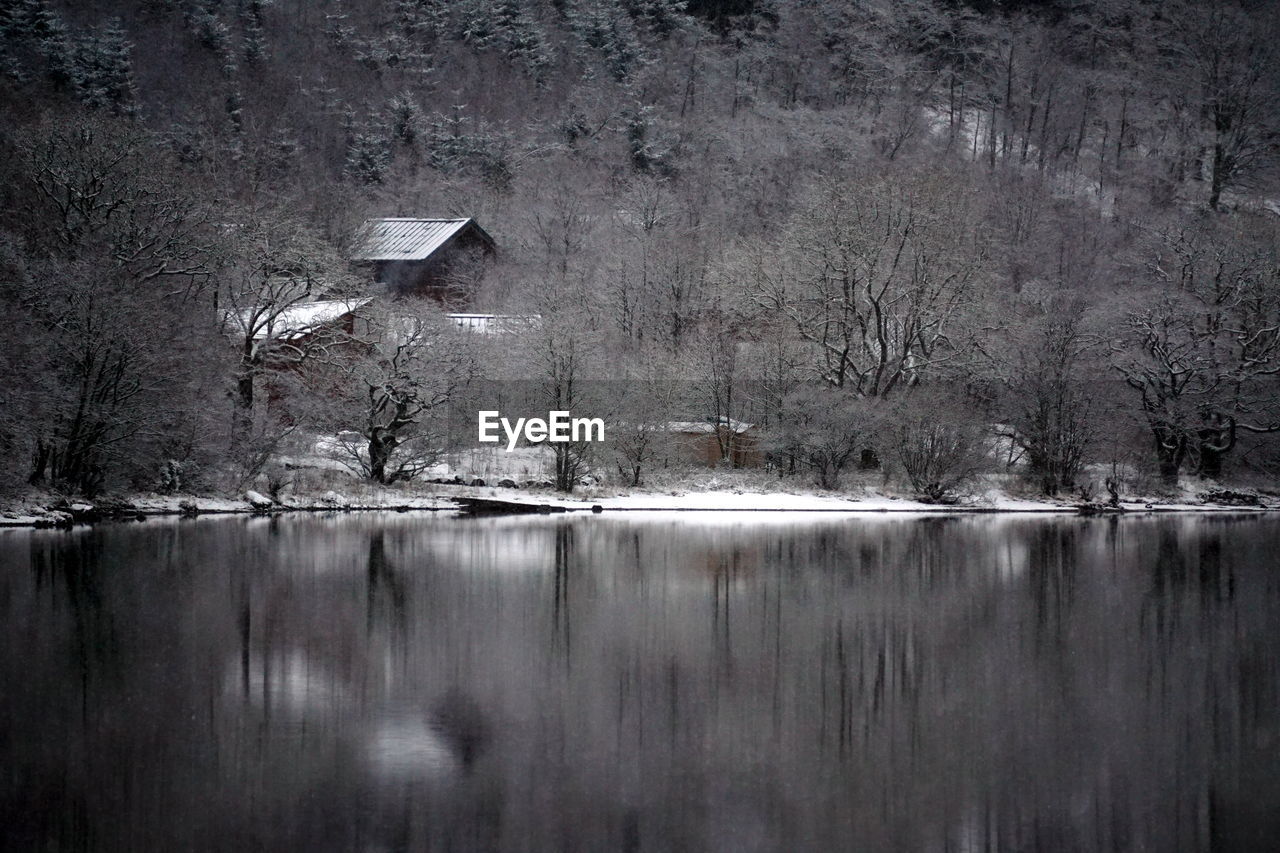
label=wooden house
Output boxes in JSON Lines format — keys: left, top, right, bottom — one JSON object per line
{"left": 236, "top": 297, "right": 373, "bottom": 350}
{"left": 351, "top": 218, "right": 495, "bottom": 303}
{"left": 227, "top": 296, "right": 373, "bottom": 415}
{"left": 668, "top": 418, "right": 763, "bottom": 468}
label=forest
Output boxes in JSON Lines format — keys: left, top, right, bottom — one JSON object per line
{"left": 0, "top": 0, "right": 1277, "bottom": 501}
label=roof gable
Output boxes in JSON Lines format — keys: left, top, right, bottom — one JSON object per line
{"left": 351, "top": 218, "right": 493, "bottom": 262}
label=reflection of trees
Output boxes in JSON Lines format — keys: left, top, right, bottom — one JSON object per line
{"left": 553, "top": 521, "right": 573, "bottom": 664}
{"left": 1026, "top": 524, "right": 1077, "bottom": 650}
{"left": 30, "top": 532, "right": 119, "bottom": 721}
{"left": 366, "top": 530, "right": 407, "bottom": 643}
{"left": 1143, "top": 522, "right": 1236, "bottom": 643}
{"left": 7, "top": 514, "right": 1279, "bottom": 850}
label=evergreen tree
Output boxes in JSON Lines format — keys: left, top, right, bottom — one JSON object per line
{"left": 395, "top": 0, "right": 447, "bottom": 43}
{"left": 0, "top": 0, "right": 28, "bottom": 81}
{"left": 345, "top": 130, "right": 391, "bottom": 184}
{"left": 455, "top": 0, "right": 551, "bottom": 80}
{"left": 493, "top": 0, "right": 552, "bottom": 79}
{"left": 388, "top": 91, "right": 424, "bottom": 146}
{"left": 188, "top": 7, "right": 232, "bottom": 54}
{"left": 571, "top": 0, "right": 646, "bottom": 82}
{"left": 456, "top": 0, "right": 497, "bottom": 47}
{"left": 23, "top": 0, "right": 77, "bottom": 89}
{"left": 225, "top": 86, "right": 243, "bottom": 133}
{"left": 73, "top": 19, "right": 138, "bottom": 116}
{"left": 623, "top": 0, "right": 688, "bottom": 37}
{"left": 240, "top": 0, "right": 269, "bottom": 65}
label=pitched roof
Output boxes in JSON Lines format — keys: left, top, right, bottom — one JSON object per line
{"left": 234, "top": 298, "right": 372, "bottom": 341}
{"left": 351, "top": 218, "right": 492, "bottom": 262}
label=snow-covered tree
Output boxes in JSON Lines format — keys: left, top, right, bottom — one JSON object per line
{"left": 747, "top": 169, "right": 990, "bottom": 398}
{"left": 70, "top": 19, "right": 138, "bottom": 115}
{"left": 1112, "top": 221, "right": 1280, "bottom": 483}
{"left": 570, "top": 0, "right": 646, "bottom": 82}
{"left": 344, "top": 129, "right": 391, "bottom": 184}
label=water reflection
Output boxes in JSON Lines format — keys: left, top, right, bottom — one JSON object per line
{"left": 1, "top": 513, "right": 1278, "bottom": 851}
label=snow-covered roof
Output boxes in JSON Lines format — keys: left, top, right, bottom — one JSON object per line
{"left": 668, "top": 418, "right": 755, "bottom": 434}
{"left": 351, "top": 218, "right": 491, "bottom": 262}
{"left": 236, "top": 298, "right": 372, "bottom": 341}
{"left": 447, "top": 313, "right": 540, "bottom": 334}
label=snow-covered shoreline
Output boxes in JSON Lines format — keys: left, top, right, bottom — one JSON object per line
{"left": 2, "top": 484, "right": 1276, "bottom": 529}
{"left": 455, "top": 487, "right": 1277, "bottom": 514}
{"left": 0, "top": 491, "right": 457, "bottom": 529}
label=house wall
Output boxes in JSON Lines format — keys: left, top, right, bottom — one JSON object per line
{"left": 374, "top": 229, "right": 493, "bottom": 304}
{"left": 674, "top": 428, "right": 762, "bottom": 468}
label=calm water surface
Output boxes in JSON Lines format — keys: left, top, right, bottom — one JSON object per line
{"left": 2, "top": 513, "right": 1278, "bottom": 851}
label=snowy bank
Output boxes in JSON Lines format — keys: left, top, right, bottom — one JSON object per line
{"left": 0, "top": 490, "right": 457, "bottom": 529}
{"left": 451, "top": 485, "right": 1279, "bottom": 515}
{"left": 2, "top": 482, "right": 1277, "bottom": 530}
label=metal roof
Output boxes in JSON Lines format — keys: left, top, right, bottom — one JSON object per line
{"left": 351, "top": 218, "right": 483, "bottom": 262}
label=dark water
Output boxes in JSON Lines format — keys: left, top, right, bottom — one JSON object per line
{"left": 2, "top": 513, "right": 1279, "bottom": 852}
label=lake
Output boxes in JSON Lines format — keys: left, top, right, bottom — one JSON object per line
{"left": 2, "top": 512, "right": 1278, "bottom": 851}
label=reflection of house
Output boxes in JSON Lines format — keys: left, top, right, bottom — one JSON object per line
{"left": 669, "top": 418, "right": 762, "bottom": 468}
{"left": 351, "top": 218, "right": 495, "bottom": 302}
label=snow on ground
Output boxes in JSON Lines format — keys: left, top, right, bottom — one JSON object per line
{"left": 2, "top": 466, "right": 1275, "bottom": 529}
{"left": 451, "top": 480, "right": 1277, "bottom": 515}
{"left": 456, "top": 486, "right": 1074, "bottom": 513}
{"left": 126, "top": 492, "right": 454, "bottom": 513}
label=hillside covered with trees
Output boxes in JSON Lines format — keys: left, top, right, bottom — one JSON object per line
{"left": 1, "top": 0, "right": 1278, "bottom": 501}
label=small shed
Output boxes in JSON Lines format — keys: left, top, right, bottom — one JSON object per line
{"left": 228, "top": 297, "right": 373, "bottom": 414}
{"left": 668, "top": 418, "right": 762, "bottom": 468}
{"left": 351, "top": 218, "right": 495, "bottom": 302}
{"left": 235, "top": 297, "right": 373, "bottom": 346}
{"left": 447, "top": 313, "right": 540, "bottom": 334}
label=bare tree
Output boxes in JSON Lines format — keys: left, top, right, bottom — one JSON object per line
{"left": 885, "top": 388, "right": 991, "bottom": 503}
{"left": 746, "top": 169, "right": 989, "bottom": 398}
{"left": 217, "top": 212, "right": 359, "bottom": 425}
{"left": 1156, "top": 0, "right": 1280, "bottom": 209}
{"left": 7, "top": 117, "right": 220, "bottom": 494}
{"left": 536, "top": 309, "right": 603, "bottom": 493}
{"left": 1111, "top": 219, "right": 1280, "bottom": 484}
{"left": 768, "top": 386, "right": 878, "bottom": 490}
{"left": 600, "top": 338, "right": 685, "bottom": 486}
{"left": 316, "top": 303, "right": 474, "bottom": 485}
{"left": 997, "top": 300, "right": 1099, "bottom": 495}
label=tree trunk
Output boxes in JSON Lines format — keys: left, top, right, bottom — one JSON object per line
{"left": 554, "top": 445, "right": 575, "bottom": 493}
{"left": 1155, "top": 436, "right": 1184, "bottom": 487}
{"left": 1198, "top": 425, "right": 1234, "bottom": 479}
{"left": 369, "top": 433, "right": 396, "bottom": 484}
{"left": 28, "top": 440, "right": 50, "bottom": 485}
{"left": 236, "top": 351, "right": 256, "bottom": 438}
{"left": 238, "top": 341, "right": 257, "bottom": 412}
{"left": 237, "top": 373, "right": 254, "bottom": 411}
{"left": 1199, "top": 444, "right": 1225, "bottom": 479}
{"left": 1209, "top": 142, "right": 1225, "bottom": 210}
